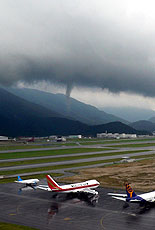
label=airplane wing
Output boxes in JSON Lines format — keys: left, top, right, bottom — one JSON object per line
{"left": 111, "top": 196, "right": 142, "bottom": 203}
{"left": 72, "top": 188, "right": 98, "bottom": 195}
{"left": 36, "top": 185, "right": 51, "bottom": 191}
{"left": 15, "top": 180, "right": 36, "bottom": 184}
{"left": 108, "top": 193, "right": 127, "bottom": 198}
{"left": 111, "top": 196, "right": 127, "bottom": 201}
{"left": 81, "top": 188, "right": 98, "bottom": 195}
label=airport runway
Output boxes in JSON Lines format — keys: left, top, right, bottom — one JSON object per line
{"left": 0, "top": 182, "right": 155, "bottom": 230}
{"left": 1, "top": 150, "right": 155, "bottom": 171}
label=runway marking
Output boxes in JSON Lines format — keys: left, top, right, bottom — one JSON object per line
{"left": 112, "top": 210, "right": 137, "bottom": 217}
{"left": 64, "top": 217, "right": 71, "bottom": 221}
{"left": 16, "top": 204, "right": 21, "bottom": 214}
{"left": 100, "top": 209, "right": 137, "bottom": 229}
{"left": 100, "top": 213, "right": 111, "bottom": 230}
{"left": 100, "top": 216, "right": 105, "bottom": 230}
{"left": 121, "top": 211, "right": 137, "bottom": 217}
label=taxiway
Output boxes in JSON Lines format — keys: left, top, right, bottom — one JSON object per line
{"left": 0, "top": 181, "right": 155, "bottom": 230}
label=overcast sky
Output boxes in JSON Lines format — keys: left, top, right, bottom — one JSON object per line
{"left": 1, "top": 0, "right": 155, "bottom": 109}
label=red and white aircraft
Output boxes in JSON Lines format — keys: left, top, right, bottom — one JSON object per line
{"left": 37, "top": 175, "right": 100, "bottom": 195}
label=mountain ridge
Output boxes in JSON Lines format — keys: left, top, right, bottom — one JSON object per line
{"left": 0, "top": 87, "right": 148, "bottom": 137}
{"left": 7, "top": 87, "right": 128, "bottom": 125}
{"left": 130, "top": 120, "right": 155, "bottom": 132}
{"left": 103, "top": 106, "right": 155, "bottom": 122}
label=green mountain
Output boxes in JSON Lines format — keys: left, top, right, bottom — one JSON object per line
{"left": 7, "top": 87, "right": 128, "bottom": 125}
{"left": 130, "top": 120, "right": 155, "bottom": 133}
{"left": 103, "top": 106, "right": 155, "bottom": 122}
{"left": 0, "top": 87, "right": 61, "bottom": 120}
{"left": 148, "top": 117, "right": 155, "bottom": 123}
{"left": 0, "top": 87, "right": 146, "bottom": 137}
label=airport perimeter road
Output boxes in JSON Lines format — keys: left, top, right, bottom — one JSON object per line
{"left": 1, "top": 150, "right": 155, "bottom": 171}
{"left": 0, "top": 182, "right": 155, "bottom": 230}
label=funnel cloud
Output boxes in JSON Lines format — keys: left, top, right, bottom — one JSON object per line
{"left": 0, "top": 1, "right": 155, "bottom": 98}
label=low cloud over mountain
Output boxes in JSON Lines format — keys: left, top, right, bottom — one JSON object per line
{"left": 1, "top": 1, "right": 155, "bottom": 99}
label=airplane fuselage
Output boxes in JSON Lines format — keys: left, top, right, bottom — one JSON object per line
{"left": 139, "top": 191, "right": 155, "bottom": 203}
{"left": 36, "top": 175, "right": 99, "bottom": 196}
{"left": 50, "top": 179, "right": 99, "bottom": 193}
{"left": 15, "top": 179, "right": 39, "bottom": 184}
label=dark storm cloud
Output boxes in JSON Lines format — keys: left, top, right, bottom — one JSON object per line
{"left": 1, "top": 0, "right": 155, "bottom": 97}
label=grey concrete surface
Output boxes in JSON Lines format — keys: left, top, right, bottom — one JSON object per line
{"left": 0, "top": 182, "right": 155, "bottom": 230}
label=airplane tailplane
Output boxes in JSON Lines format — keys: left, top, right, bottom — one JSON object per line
{"left": 17, "top": 176, "right": 22, "bottom": 181}
{"left": 46, "top": 175, "right": 61, "bottom": 191}
{"left": 125, "top": 183, "right": 137, "bottom": 198}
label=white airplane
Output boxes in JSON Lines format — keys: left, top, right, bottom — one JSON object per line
{"left": 37, "top": 175, "right": 100, "bottom": 197}
{"left": 15, "top": 176, "right": 39, "bottom": 190}
{"left": 108, "top": 182, "right": 155, "bottom": 208}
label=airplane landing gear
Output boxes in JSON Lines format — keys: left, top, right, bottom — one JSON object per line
{"left": 76, "top": 192, "right": 99, "bottom": 206}
{"left": 18, "top": 184, "right": 36, "bottom": 194}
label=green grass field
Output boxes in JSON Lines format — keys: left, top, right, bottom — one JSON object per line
{"left": 0, "top": 222, "right": 38, "bottom": 230}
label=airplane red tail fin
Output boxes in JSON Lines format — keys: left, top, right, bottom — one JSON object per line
{"left": 46, "top": 175, "right": 61, "bottom": 191}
